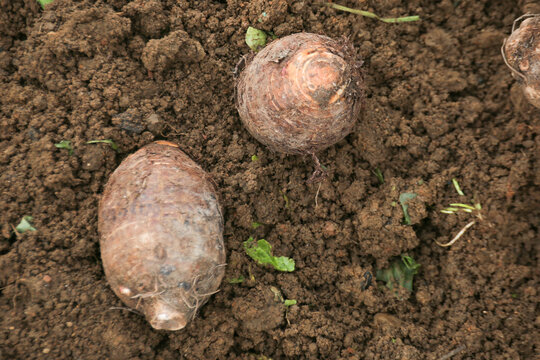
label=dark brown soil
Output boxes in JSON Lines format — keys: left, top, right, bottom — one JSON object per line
{"left": 1, "top": 0, "right": 538, "bottom": 359}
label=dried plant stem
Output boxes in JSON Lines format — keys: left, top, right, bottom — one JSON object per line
{"left": 108, "top": 306, "right": 142, "bottom": 315}
{"left": 307, "top": 153, "right": 327, "bottom": 184}
{"left": 324, "top": 2, "right": 420, "bottom": 23}
{"left": 501, "top": 39, "right": 527, "bottom": 81}
{"left": 315, "top": 182, "right": 322, "bottom": 208}
{"left": 512, "top": 13, "right": 540, "bottom": 33}
{"left": 439, "top": 345, "right": 466, "bottom": 360}
{"left": 436, "top": 221, "right": 475, "bottom": 247}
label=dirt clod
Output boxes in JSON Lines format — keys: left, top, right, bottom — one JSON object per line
{"left": 141, "top": 30, "right": 206, "bottom": 73}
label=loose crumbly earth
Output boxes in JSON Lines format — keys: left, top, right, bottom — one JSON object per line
{"left": 0, "top": 0, "right": 538, "bottom": 359}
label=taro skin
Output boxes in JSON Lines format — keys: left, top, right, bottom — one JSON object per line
{"left": 503, "top": 15, "right": 540, "bottom": 108}
{"left": 236, "top": 32, "right": 364, "bottom": 155}
{"left": 98, "top": 141, "right": 226, "bottom": 331}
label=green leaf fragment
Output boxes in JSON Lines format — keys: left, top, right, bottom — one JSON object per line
{"left": 282, "top": 192, "right": 290, "bottom": 209}
{"left": 55, "top": 140, "right": 73, "bottom": 155}
{"left": 399, "top": 192, "right": 417, "bottom": 204}
{"left": 228, "top": 276, "right": 245, "bottom": 284}
{"left": 452, "top": 178, "right": 465, "bottom": 196}
{"left": 251, "top": 154, "right": 259, "bottom": 162}
{"left": 37, "top": 0, "right": 54, "bottom": 9}
{"left": 272, "top": 256, "right": 295, "bottom": 272}
{"left": 399, "top": 192, "right": 417, "bottom": 225}
{"left": 251, "top": 222, "right": 263, "bottom": 229}
{"left": 381, "top": 16, "right": 420, "bottom": 23}
{"left": 87, "top": 139, "right": 119, "bottom": 152}
{"left": 246, "top": 27, "right": 267, "bottom": 52}
{"left": 373, "top": 167, "right": 384, "bottom": 184}
{"left": 243, "top": 237, "right": 295, "bottom": 272}
{"left": 449, "top": 203, "right": 476, "bottom": 210}
{"left": 283, "top": 299, "right": 297, "bottom": 307}
{"left": 443, "top": 203, "right": 479, "bottom": 215}
{"left": 376, "top": 255, "right": 420, "bottom": 294}
{"left": 15, "top": 216, "right": 36, "bottom": 233}
{"left": 401, "top": 255, "right": 420, "bottom": 271}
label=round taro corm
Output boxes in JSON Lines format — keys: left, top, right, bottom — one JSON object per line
{"left": 503, "top": 14, "right": 540, "bottom": 108}
{"left": 98, "top": 141, "right": 226, "bottom": 331}
{"left": 235, "top": 32, "right": 364, "bottom": 179}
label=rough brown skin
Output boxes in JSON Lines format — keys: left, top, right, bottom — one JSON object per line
{"left": 236, "top": 32, "right": 364, "bottom": 159}
{"left": 503, "top": 15, "right": 540, "bottom": 108}
{"left": 98, "top": 141, "right": 226, "bottom": 331}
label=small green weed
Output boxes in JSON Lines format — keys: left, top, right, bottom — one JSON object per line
{"left": 399, "top": 192, "right": 417, "bottom": 225}
{"left": 437, "top": 178, "right": 483, "bottom": 247}
{"left": 270, "top": 286, "right": 297, "bottom": 306}
{"left": 376, "top": 255, "right": 420, "bottom": 295}
{"left": 270, "top": 286, "right": 297, "bottom": 325}
{"left": 55, "top": 140, "right": 73, "bottom": 155}
{"left": 15, "top": 216, "right": 36, "bottom": 233}
{"left": 243, "top": 237, "right": 295, "bottom": 272}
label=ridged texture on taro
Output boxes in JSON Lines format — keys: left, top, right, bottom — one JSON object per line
{"left": 98, "top": 141, "right": 226, "bottom": 331}
{"left": 236, "top": 32, "right": 364, "bottom": 155}
{"left": 504, "top": 15, "right": 540, "bottom": 108}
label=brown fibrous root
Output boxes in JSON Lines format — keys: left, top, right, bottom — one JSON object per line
{"left": 306, "top": 152, "right": 328, "bottom": 184}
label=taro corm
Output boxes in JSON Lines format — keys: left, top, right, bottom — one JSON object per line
{"left": 236, "top": 32, "right": 365, "bottom": 181}
{"left": 503, "top": 14, "right": 540, "bottom": 108}
{"left": 98, "top": 141, "right": 226, "bottom": 331}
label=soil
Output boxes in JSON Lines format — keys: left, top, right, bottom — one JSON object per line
{"left": 0, "top": 0, "right": 538, "bottom": 359}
